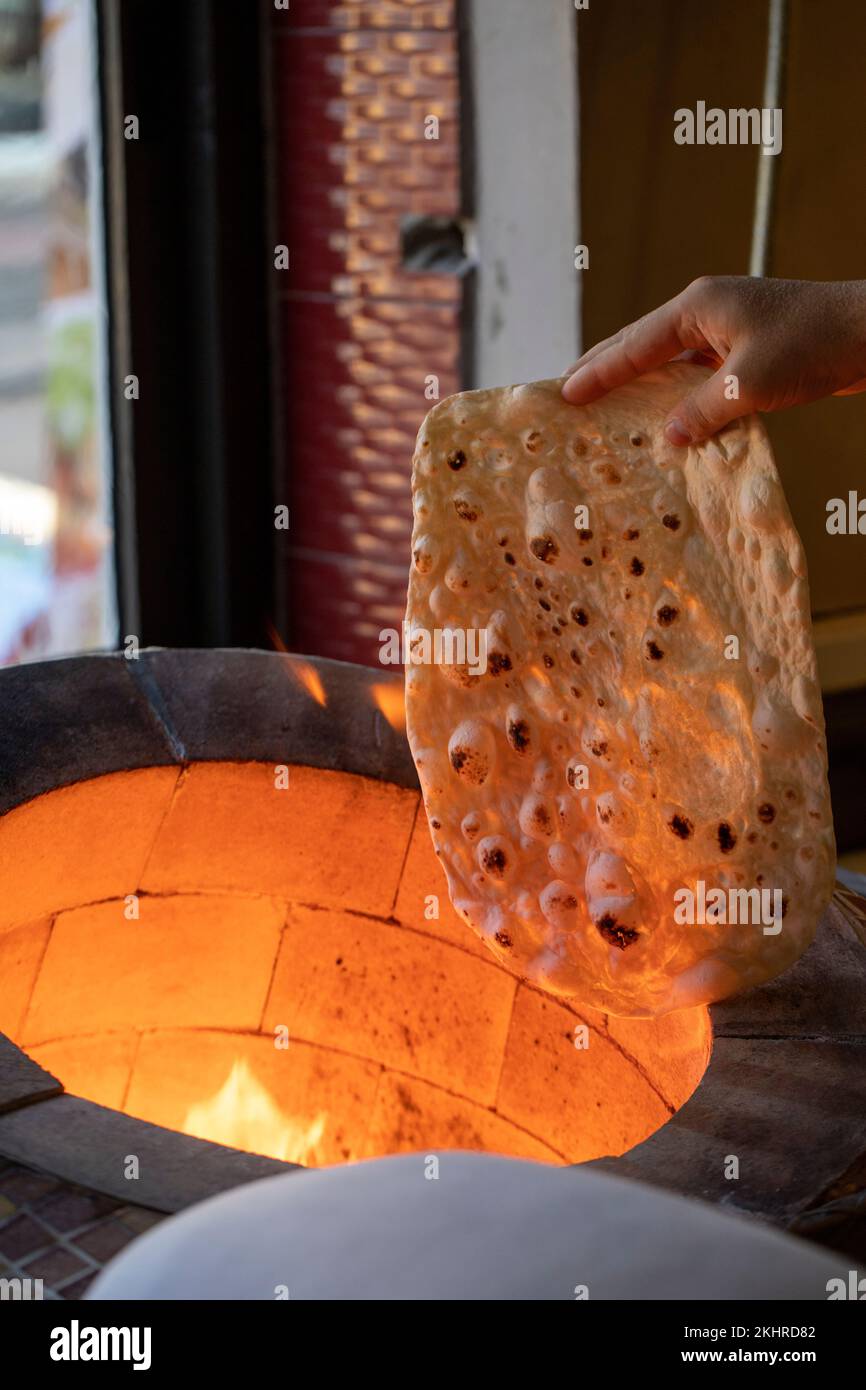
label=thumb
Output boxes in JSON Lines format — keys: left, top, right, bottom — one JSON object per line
{"left": 663, "top": 364, "right": 749, "bottom": 446}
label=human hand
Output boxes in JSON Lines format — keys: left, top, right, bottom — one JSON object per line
{"left": 561, "top": 276, "right": 866, "bottom": 445}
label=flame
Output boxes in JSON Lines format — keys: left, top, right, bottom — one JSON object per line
{"left": 370, "top": 682, "right": 406, "bottom": 732}
{"left": 287, "top": 660, "right": 327, "bottom": 707}
{"left": 265, "top": 622, "right": 328, "bottom": 708}
{"left": 183, "top": 1060, "right": 326, "bottom": 1165}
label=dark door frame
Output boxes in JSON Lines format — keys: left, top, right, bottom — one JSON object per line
{"left": 96, "top": 0, "right": 281, "bottom": 649}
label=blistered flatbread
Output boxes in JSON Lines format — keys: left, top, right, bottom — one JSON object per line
{"left": 404, "top": 365, "right": 835, "bottom": 1016}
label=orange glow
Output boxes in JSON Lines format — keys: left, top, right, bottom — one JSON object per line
{"left": 5, "top": 762, "right": 710, "bottom": 1168}
{"left": 184, "top": 1059, "right": 326, "bottom": 1165}
{"left": 287, "top": 660, "right": 327, "bottom": 708}
{"left": 266, "top": 621, "right": 328, "bottom": 707}
{"left": 370, "top": 682, "right": 406, "bottom": 732}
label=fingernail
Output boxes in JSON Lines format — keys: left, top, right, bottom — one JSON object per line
{"left": 664, "top": 418, "right": 691, "bottom": 446}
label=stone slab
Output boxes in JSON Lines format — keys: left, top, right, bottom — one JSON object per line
{"left": 0, "top": 654, "right": 178, "bottom": 816}
{"left": 0, "top": 1094, "right": 296, "bottom": 1213}
{"left": 0, "top": 1034, "right": 62, "bottom": 1116}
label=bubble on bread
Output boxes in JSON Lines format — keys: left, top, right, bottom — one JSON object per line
{"left": 404, "top": 364, "right": 835, "bottom": 1017}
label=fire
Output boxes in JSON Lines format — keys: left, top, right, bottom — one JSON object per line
{"left": 370, "top": 682, "right": 406, "bottom": 732}
{"left": 266, "top": 622, "right": 328, "bottom": 707}
{"left": 183, "top": 1060, "right": 326, "bottom": 1165}
{"left": 286, "top": 660, "right": 327, "bottom": 708}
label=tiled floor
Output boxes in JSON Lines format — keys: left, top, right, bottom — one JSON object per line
{"left": 0, "top": 1157, "right": 164, "bottom": 1300}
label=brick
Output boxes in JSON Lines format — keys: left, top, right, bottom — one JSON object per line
{"left": 35, "top": 1189, "right": 118, "bottom": 1234}
{"left": 125, "top": 1029, "right": 381, "bottom": 1167}
{"left": 141, "top": 762, "right": 417, "bottom": 916}
{"left": 394, "top": 810, "right": 494, "bottom": 960}
{"left": 0, "top": 919, "right": 52, "bottom": 1039}
{"left": 22, "top": 895, "right": 284, "bottom": 1045}
{"left": 21, "top": 1245, "right": 87, "bottom": 1285}
{"left": 496, "top": 986, "right": 672, "bottom": 1163}
{"left": 0, "top": 767, "right": 181, "bottom": 931}
{"left": 361, "top": 1071, "right": 562, "bottom": 1163}
{"left": 25, "top": 1034, "right": 139, "bottom": 1112}
{"left": 61, "top": 1271, "right": 96, "bottom": 1299}
{"left": 115, "top": 1206, "right": 164, "bottom": 1236}
{"left": 603, "top": 1006, "right": 712, "bottom": 1112}
{"left": 73, "top": 1218, "right": 138, "bottom": 1263}
{"left": 0, "top": 1213, "right": 48, "bottom": 1259}
{"left": 0, "top": 1167, "right": 59, "bottom": 1205}
{"left": 263, "top": 904, "right": 516, "bottom": 1103}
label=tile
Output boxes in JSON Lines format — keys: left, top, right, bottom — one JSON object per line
{"left": 25, "top": 1035, "right": 139, "bottom": 1113}
{"left": 73, "top": 1219, "right": 138, "bottom": 1263}
{"left": 394, "top": 809, "right": 494, "bottom": 959}
{"left": 61, "top": 1271, "right": 97, "bottom": 1299}
{"left": 141, "top": 762, "right": 417, "bottom": 917}
{"left": 21, "top": 1245, "right": 87, "bottom": 1285}
{"left": 0, "top": 767, "right": 181, "bottom": 932}
{"left": 0, "top": 918, "right": 52, "bottom": 1039}
{"left": 361, "top": 1071, "right": 561, "bottom": 1163}
{"left": 35, "top": 1188, "right": 119, "bottom": 1234}
{"left": 603, "top": 1007, "right": 711, "bottom": 1112}
{"left": 0, "top": 1213, "right": 48, "bottom": 1260}
{"left": 263, "top": 904, "right": 516, "bottom": 1103}
{"left": 0, "top": 1167, "right": 59, "bottom": 1205}
{"left": 496, "top": 986, "right": 672, "bottom": 1164}
{"left": 126, "top": 1030, "right": 382, "bottom": 1167}
{"left": 23, "top": 895, "right": 284, "bottom": 1045}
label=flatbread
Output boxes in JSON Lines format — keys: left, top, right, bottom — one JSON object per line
{"left": 404, "top": 364, "right": 835, "bottom": 1017}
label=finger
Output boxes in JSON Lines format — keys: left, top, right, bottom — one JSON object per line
{"left": 663, "top": 363, "right": 750, "bottom": 446}
{"left": 562, "top": 298, "right": 702, "bottom": 404}
{"left": 561, "top": 329, "right": 627, "bottom": 379}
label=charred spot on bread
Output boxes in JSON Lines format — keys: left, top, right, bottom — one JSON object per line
{"left": 454, "top": 498, "right": 478, "bottom": 522}
{"left": 447, "top": 449, "right": 467, "bottom": 470}
{"left": 597, "top": 914, "right": 639, "bottom": 949}
{"left": 530, "top": 536, "right": 559, "bottom": 564}
{"left": 507, "top": 719, "right": 531, "bottom": 752}
{"left": 669, "top": 813, "right": 693, "bottom": 839}
{"left": 718, "top": 821, "right": 737, "bottom": 853}
{"left": 481, "top": 847, "right": 507, "bottom": 877}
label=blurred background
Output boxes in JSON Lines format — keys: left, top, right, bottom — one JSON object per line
{"left": 0, "top": 0, "right": 864, "bottom": 858}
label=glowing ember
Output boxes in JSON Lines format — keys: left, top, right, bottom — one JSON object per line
{"left": 183, "top": 1060, "right": 327, "bottom": 1165}
{"left": 370, "top": 682, "right": 406, "bottom": 732}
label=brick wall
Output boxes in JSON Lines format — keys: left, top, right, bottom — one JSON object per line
{"left": 271, "top": 0, "right": 463, "bottom": 665}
